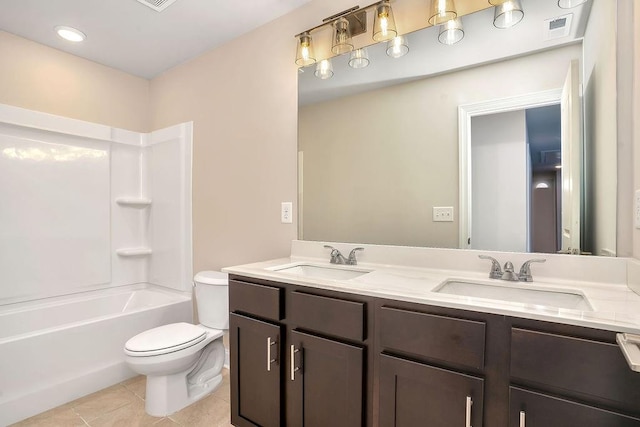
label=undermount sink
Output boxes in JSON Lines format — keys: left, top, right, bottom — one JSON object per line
{"left": 433, "top": 280, "right": 593, "bottom": 311}
{"left": 270, "top": 263, "right": 372, "bottom": 280}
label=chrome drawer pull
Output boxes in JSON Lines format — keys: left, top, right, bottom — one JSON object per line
{"left": 465, "top": 396, "right": 472, "bottom": 427}
{"left": 290, "top": 344, "right": 300, "bottom": 381}
{"left": 519, "top": 410, "right": 526, "bottom": 427}
{"left": 266, "top": 337, "right": 277, "bottom": 371}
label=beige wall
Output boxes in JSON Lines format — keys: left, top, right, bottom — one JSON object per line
{"left": 583, "top": 0, "right": 619, "bottom": 256}
{"left": 0, "top": 31, "right": 149, "bottom": 132}
{"left": 149, "top": 0, "right": 364, "bottom": 272}
{"left": 299, "top": 45, "right": 580, "bottom": 248}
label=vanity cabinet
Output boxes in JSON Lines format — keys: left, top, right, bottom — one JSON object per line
{"left": 229, "top": 276, "right": 373, "bottom": 427}
{"left": 377, "top": 304, "right": 489, "bottom": 427}
{"left": 229, "top": 275, "right": 640, "bottom": 427}
{"left": 509, "top": 326, "right": 640, "bottom": 426}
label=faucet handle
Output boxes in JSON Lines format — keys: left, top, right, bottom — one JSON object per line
{"left": 347, "top": 247, "right": 364, "bottom": 265}
{"left": 478, "top": 255, "right": 503, "bottom": 279}
{"left": 324, "top": 245, "right": 343, "bottom": 264}
{"left": 518, "top": 258, "right": 546, "bottom": 282}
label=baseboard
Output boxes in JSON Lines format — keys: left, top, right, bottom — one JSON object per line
{"left": 0, "top": 361, "right": 136, "bottom": 426}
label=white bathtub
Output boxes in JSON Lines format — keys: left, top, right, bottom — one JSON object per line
{"left": 0, "top": 284, "right": 192, "bottom": 426}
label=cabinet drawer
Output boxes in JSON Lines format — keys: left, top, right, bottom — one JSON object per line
{"left": 510, "top": 328, "right": 640, "bottom": 413}
{"left": 289, "top": 291, "right": 365, "bottom": 342}
{"left": 509, "top": 386, "right": 640, "bottom": 427}
{"left": 379, "top": 306, "right": 486, "bottom": 370}
{"left": 229, "top": 279, "right": 283, "bottom": 321}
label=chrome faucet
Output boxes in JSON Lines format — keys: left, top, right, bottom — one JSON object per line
{"left": 347, "top": 247, "right": 364, "bottom": 265}
{"left": 324, "top": 245, "right": 364, "bottom": 265}
{"left": 479, "top": 255, "right": 546, "bottom": 282}
{"left": 478, "top": 255, "right": 503, "bottom": 279}
{"left": 518, "top": 258, "right": 546, "bottom": 282}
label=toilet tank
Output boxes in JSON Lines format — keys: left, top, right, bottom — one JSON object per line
{"left": 193, "top": 271, "right": 229, "bottom": 329}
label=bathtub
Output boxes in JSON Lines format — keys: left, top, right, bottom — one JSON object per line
{"left": 0, "top": 284, "right": 192, "bottom": 426}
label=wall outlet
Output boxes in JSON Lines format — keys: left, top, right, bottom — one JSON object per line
{"left": 281, "top": 202, "right": 293, "bottom": 224}
{"left": 433, "top": 206, "right": 454, "bottom": 222}
{"left": 635, "top": 190, "right": 640, "bottom": 229}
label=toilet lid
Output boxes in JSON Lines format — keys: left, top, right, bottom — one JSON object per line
{"left": 124, "top": 322, "right": 206, "bottom": 356}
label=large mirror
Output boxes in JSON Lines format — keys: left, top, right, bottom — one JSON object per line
{"left": 298, "top": 0, "right": 619, "bottom": 256}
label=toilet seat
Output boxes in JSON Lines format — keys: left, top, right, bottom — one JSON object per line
{"left": 125, "top": 323, "right": 207, "bottom": 357}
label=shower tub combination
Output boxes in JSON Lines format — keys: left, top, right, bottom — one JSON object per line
{"left": 0, "top": 284, "right": 192, "bottom": 426}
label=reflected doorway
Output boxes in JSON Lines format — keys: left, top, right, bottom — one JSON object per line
{"left": 469, "top": 105, "right": 561, "bottom": 254}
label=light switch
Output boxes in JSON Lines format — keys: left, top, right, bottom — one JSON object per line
{"left": 433, "top": 207, "right": 454, "bottom": 222}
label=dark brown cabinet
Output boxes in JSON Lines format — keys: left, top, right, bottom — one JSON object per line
{"left": 289, "top": 330, "right": 364, "bottom": 427}
{"left": 230, "top": 313, "right": 282, "bottom": 427}
{"left": 509, "top": 387, "right": 640, "bottom": 427}
{"left": 379, "top": 354, "right": 484, "bottom": 427}
{"left": 229, "top": 277, "right": 369, "bottom": 427}
{"left": 230, "top": 275, "right": 640, "bottom": 427}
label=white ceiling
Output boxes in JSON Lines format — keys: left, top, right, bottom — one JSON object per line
{"left": 0, "top": 0, "right": 311, "bottom": 79}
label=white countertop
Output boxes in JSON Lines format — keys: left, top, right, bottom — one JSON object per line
{"left": 223, "top": 242, "right": 640, "bottom": 335}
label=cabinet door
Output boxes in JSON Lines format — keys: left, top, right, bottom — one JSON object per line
{"left": 379, "top": 353, "right": 484, "bottom": 427}
{"left": 509, "top": 387, "right": 640, "bottom": 427}
{"left": 230, "top": 313, "right": 282, "bottom": 427}
{"left": 289, "top": 330, "right": 364, "bottom": 427}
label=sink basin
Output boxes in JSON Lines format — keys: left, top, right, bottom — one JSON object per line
{"left": 433, "top": 280, "right": 593, "bottom": 311}
{"left": 270, "top": 264, "right": 371, "bottom": 280}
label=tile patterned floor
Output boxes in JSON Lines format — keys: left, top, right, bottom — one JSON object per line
{"left": 11, "top": 369, "right": 231, "bottom": 427}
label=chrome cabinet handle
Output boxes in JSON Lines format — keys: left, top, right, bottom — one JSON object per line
{"left": 290, "top": 344, "right": 300, "bottom": 381}
{"left": 465, "top": 396, "right": 473, "bottom": 427}
{"left": 266, "top": 337, "right": 277, "bottom": 372}
{"left": 519, "top": 410, "right": 525, "bottom": 427}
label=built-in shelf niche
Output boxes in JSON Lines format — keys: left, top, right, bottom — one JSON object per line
{"left": 116, "top": 247, "right": 153, "bottom": 257}
{"left": 115, "top": 197, "right": 152, "bottom": 207}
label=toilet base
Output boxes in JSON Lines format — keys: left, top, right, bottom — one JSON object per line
{"left": 145, "top": 371, "right": 223, "bottom": 417}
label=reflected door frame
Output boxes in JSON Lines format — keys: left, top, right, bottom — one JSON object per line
{"left": 458, "top": 89, "right": 563, "bottom": 249}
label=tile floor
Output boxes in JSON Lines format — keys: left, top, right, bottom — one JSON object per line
{"left": 11, "top": 369, "right": 231, "bottom": 427}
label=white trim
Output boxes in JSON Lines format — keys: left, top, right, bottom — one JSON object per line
{"left": 458, "top": 89, "right": 563, "bottom": 249}
{"left": 0, "top": 103, "right": 145, "bottom": 146}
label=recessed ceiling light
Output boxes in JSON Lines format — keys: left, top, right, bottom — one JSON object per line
{"left": 55, "top": 26, "right": 86, "bottom": 42}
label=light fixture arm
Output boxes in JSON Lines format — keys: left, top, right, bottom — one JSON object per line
{"left": 294, "top": 0, "right": 391, "bottom": 38}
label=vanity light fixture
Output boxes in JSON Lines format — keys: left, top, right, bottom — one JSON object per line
{"left": 428, "top": 0, "right": 458, "bottom": 26}
{"left": 557, "top": 0, "right": 588, "bottom": 8}
{"left": 493, "top": 0, "right": 524, "bottom": 29}
{"left": 55, "top": 25, "right": 86, "bottom": 42}
{"left": 295, "top": 32, "right": 316, "bottom": 66}
{"left": 386, "top": 35, "right": 409, "bottom": 58}
{"left": 314, "top": 59, "right": 334, "bottom": 80}
{"left": 373, "top": 1, "right": 398, "bottom": 42}
{"left": 332, "top": 17, "right": 354, "bottom": 54}
{"left": 349, "top": 48, "right": 370, "bottom": 69}
{"left": 438, "top": 17, "right": 464, "bottom": 45}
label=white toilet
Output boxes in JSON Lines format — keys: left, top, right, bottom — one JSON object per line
{"left": 124, "top": 271, "right": 228, "bottom": 417}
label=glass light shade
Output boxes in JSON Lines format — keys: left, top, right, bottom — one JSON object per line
{"left": 295, "top": 33, "right": 316, "bottom": 66}
{"left": 438, "top": 18, "right": 464, "bottom": 45}
{"left": 373, "top": 1, "right": 398, "bottom": 42}
{"left": 488, "top": 0, "right": 510, "bottom": 4}
{"left": 428, "top": 0, "right": 458, "bottom": 26}
{"left": 558, "top": 0, "right": 587, "bottom": 8}
{"left": 348, "top": 48, "right": 370, "bottom": 69}
{"left": 493, "top": 0, "right": 524, "bottom": 29}
{"left": 314, "top": 59, "right": 334, "bottom": 80}
{"left": 386, "top": 36, "right": 409, "bottom": 58}
{"left": 332, "top": 17, "right": 354, "bottom": 54}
